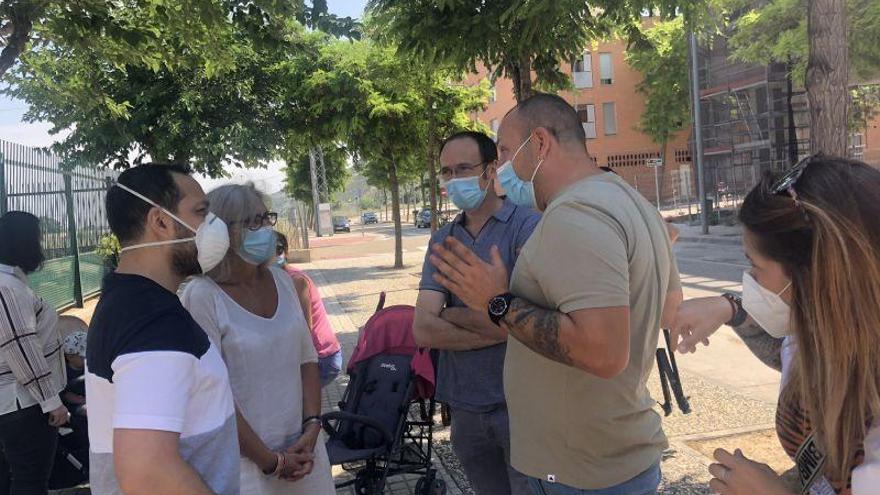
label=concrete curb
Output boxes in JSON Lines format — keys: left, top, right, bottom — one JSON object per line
{"left": 676, "top": 235, "right": 742, "bottom": 247}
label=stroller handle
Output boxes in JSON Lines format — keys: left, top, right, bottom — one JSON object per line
{"left": 320, "top": 411, "right": 394, "bottom": 446}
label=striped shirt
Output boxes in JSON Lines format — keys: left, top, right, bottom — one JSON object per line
{"left": 0, "top": 263, "right": 66, "bottom": 415}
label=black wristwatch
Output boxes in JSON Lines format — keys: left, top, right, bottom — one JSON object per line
{"left": 721, "top": 293, "right": 748, "bottom": 327}
{"left": 488, "top": 293, "right": 515, "bottom": 326}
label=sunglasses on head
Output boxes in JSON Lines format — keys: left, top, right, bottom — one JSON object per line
{"left": 772, "top": 153, "right": 823, "bottom": 203}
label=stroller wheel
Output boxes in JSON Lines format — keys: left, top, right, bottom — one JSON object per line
{"left": 354, "top": 470, "right": 384, "bottom": 495}
{"left": 416, "top": 473, "right": 447, "bottom": 495}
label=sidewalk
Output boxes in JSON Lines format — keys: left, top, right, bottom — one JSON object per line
{"left": 672, "top": 222, "right": 743, "bottom": 246}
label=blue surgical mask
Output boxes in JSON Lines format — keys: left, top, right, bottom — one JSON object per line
{"left": 443, "top": 175, "right": 488, "bottom": 211}
{"left": 240, "top": 228, "right": 277, "bottom": 265}
{"left": 497, "top": 134, "right": 544, "bottom": 208}
{"left": 275, "top": 255, "right": 287, "bottom": 267}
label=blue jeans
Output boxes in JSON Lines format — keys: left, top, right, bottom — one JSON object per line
{"left": 318, "top": 350, "right": 343, "bottom": 388}
{"left": 527, "top": 463, "right": 660, "bottom": 495}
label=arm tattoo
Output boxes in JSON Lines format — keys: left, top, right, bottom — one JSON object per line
{"left": 733, "top": 319, "right": 784, "bottom": 372}
{"left": 504, "top": 298, "right": 573, "bottom": 366}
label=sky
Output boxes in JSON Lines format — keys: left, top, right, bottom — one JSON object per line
{"left": 0, "top": 0, "right": 368, "bottom": 194}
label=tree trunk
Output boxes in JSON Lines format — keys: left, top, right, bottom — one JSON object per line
{"left": 0, "top": 5, "right": 37, "bottom": 79}
{"left": 806, "top": 0, "right": 849, "bottom": 156}
{"left": 426, "top": 106, "right": 440, "bottom": 232}
{"left": 786, "top": 65, "right": 800, "bottom": 166}
{"left": 659, "top": 139, "right": 669, "bottom": 205}
{"left": 383, "top": 187, "right": 388, "bottom": 221}
{"left": 389, "top": 161, "right": 404, "bottom": 269}
{"left": 509, "top": 55, "right": 533, "bottom": 103}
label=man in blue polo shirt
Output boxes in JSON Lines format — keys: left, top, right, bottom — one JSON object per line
{"left": 415, "top": 131, "right": 539, "bottom": 495}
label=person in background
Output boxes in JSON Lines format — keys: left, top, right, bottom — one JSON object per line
{"left": 181, "top": 183, "right": 334, "bottom": 495}
{"left": 58, "top": 317, "right": 87, "bottom": 417}
{"left": 430, "top": 94, "right": 681, "bottom": 495}
{"left": 672, "top": 155, "right": 880, "bottom": 495}
{"left": 86, "top": 163, "right": 239, "bottom": 495}
{"left": 0, "top": 211, "right": 69, "bottom": 495}
{"left": 275, "top": 232, "right": 343, "bottom": 388}
{"left": 414, "top": 130, "right": 539, "bottom": 495}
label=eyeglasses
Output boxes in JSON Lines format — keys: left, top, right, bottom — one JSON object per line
{"left": 438, "top": 162, "right": 487, "bottom": 182}
{"left": 772, "top": 153, "right": 822, "bottom": 203}
{"left": 240, "top": 212, "right": 278, "bottom": 231}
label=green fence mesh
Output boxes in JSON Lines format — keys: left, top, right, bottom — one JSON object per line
{"left": 1, "top": 140, "right": 116, "bottom": 310}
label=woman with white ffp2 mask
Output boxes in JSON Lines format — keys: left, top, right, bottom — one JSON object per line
{"left": 671, "top": 155, "right": 880, "bottom": 495}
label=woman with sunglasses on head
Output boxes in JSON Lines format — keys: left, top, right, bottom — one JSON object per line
{"left": 180, "top": 184, "right": 333, "bottom": 495}
{"left": 671, "top": 154, "right": 880, "bottom": 495}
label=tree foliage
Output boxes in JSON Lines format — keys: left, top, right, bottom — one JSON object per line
{"left": 283, "top": 144, "right": 350, "bottom": 204}
{"left": 717, "top": 0, "right": 880, "bottom": 83}
{"left": 0, "top": 1, "right": 301, "bottom": 78}
{"left": 3, "top": 2, "right": 312, "bottom": 176}
{"left": 367, "top": 0, "right": 706, "bottom": 102}
{"left": 625, "top": 17, "right": 690, "bottom": 160}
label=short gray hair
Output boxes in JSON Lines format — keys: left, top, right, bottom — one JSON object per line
{"left": 205, "top": 183, "right": 269, "bottom": 284}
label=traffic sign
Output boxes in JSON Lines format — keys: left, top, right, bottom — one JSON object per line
{"left": 646, "top": 158, "right": 663, "bottom": 168}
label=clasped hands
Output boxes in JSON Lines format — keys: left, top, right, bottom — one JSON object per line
{"left": 272, "top": 423, "right": 321, "bottom": 482}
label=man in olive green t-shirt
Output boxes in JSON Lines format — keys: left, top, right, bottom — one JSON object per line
{"left": 429, "top": 93, "right": 682, "bottom": 494}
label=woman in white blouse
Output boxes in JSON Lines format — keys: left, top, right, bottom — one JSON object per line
{"left": 672, "top": 155, "right": 880, "bottom": 495}
{"left": 181, "top": 184, "right": 333, "bottom": 495}
{"left": 0, "top": 212, "right": 69, "bottom": 495}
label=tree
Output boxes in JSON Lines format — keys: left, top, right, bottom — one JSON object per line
{"left": 283, "top": 143, "right": 350, "bottom": 205}
{"left": 806, "top": 0, "right": 849, "bottom": 155}
{"left": 4, "top": 3, "right": 310, "bottom": 176}
{"left": 718, "top": 0, "right": 880, "bottom": 155}
{"left": 625, "top": 17, "right": 690, "bottom": 195}
{"left": 416, "top": 68, "right": 489, "bottom": 231}
{"left": 0, "top": 0, "right": 297, "bottom": 78}
{"left": 296, "top": 0, "right": 363, "bottom": 39}
{"left": 368, "top": 1, "right": 705, "bottom": 103}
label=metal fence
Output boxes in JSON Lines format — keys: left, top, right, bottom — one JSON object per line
{"left": 0, "top": 139, "right": 116, "bottom": 310}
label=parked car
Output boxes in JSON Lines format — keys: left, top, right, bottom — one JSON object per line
{"left": 415, "top": 209, "right": 432, "bottom": 228}
{"left": 362, "top": 212, "right": 378, "bottom": 224}
{"left": 332, "top": 216, "right": 351, "bottom": 233}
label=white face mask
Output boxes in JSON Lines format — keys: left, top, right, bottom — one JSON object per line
{"left": 741, "top": 271, "right": 793, "bottom": 338}
{"left": 114, "top": 182, "right": 230, "bottom": 274}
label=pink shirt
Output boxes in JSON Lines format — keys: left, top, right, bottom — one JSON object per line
{"left": 284, "top": 266, "right": 341, "bottom": 358}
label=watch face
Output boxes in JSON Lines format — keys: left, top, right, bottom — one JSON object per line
{"left": 489, "top": 296, "right": 509, "bottom": 316}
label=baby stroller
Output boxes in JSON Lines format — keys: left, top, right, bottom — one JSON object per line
{"left": 50, "top": 315, "right": 90, "bottom": 490}
{"left": 321, "top": 293, "right": 446, "bottom": 495}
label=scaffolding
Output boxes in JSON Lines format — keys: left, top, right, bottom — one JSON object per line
{"left": 694, "top": 32, "right": 811, "bottom": 216}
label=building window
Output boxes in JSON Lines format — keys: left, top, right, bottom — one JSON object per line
{"left": 599, "top": 53, "right": 613, "bottom": 85}
{"left": 602, "top": 102, "right": 617, "bottom": 135}
{"left": 488, "top": 82, "right": 497, "bottom": 103}
{"left": 577, "top": 104, "right": 596, "bottom": 139}
{"left": 572, "top": 52, "right": 593, "bottom": 89}
{"left": 490, "top": 118, "right": 499, "bottom": 137}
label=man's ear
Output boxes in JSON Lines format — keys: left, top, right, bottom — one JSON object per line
{"left": 144, "top": 207, "right": 174, "bottom": 240}
{"left": 532, "top": 127, "right": 554, "bottom": 160}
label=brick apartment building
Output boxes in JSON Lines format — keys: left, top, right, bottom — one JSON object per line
{"left": 466, "top": 37, "right": 695, "bottom": 208}
{"left": 466, "top": 30, "right": 880, "bottom": 212}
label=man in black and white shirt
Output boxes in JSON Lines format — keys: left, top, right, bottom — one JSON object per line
{"left": 86, "top": 164, "right": 239, "bottom": 495}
